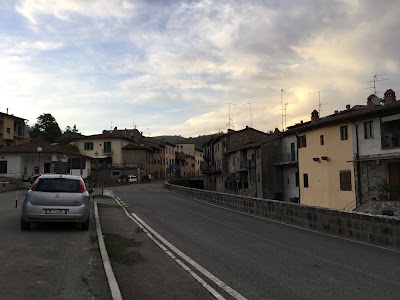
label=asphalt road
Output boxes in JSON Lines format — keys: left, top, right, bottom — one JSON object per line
{"left": 113, "top": 182, "right": 400, "bottom": 300}
{"left": 0, "top": 190, "right": 110, "bottom": 300}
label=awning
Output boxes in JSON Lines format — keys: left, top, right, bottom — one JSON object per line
{"left": 381, "top": 114, "right": 400, "bottom": 122}
{"left": 91, "top": 155, "right": 108, "bottom": 159}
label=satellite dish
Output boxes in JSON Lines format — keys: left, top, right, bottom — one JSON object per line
{"left": 371, "top": 96, "right": 382, "bottom": 105}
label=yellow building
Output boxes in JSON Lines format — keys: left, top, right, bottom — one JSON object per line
{"left": 0, "top": 111, "right": 29, "bottom": 146}
{"left": 298, "top": 110, "right": 356, "bottom": 210}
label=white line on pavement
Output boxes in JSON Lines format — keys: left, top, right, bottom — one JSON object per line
{"left": 113, "top": 197, "right": 230, "bottom": 300}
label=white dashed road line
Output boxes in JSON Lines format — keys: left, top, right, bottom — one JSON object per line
{"left": 114, "top": 197, "right": 247, "bottom": 300}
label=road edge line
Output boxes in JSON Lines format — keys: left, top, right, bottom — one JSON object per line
{"left": 113, "top": 197, "right": 227, "bottom": 300}
{"left": 94, "top": 201, "right": 123, "bottom": 300}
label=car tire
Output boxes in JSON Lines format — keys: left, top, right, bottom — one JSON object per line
{"left": 21, "top": 218, "right": 30, "bottom": 230}
{"left": 80, "top": 218, "right": 89, "bottom": 231}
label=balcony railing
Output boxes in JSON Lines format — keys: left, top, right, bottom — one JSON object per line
{"left": 381, "top": 136, "right": 400, "bottom": 149}
{"left": 280, "top": 152, "right": 297, "bottom": 162}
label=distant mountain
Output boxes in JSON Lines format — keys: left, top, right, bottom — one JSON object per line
{"left": 154, "top": 133, "right": 224, "bottom": 149}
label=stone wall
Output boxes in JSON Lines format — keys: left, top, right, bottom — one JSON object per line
{"left": 165, "top": 182, "right": 400, "bottom": 249}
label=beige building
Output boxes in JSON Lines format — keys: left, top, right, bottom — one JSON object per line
{"left": 175, "top": 143, "right": 203, "bottom": 177}
{"left": 71, "top": 132, "right": 133, "bottom": 167}
{"left": 0, "top": 111, "right": 29, "bottom": 147}
{"left": 297, "top": 110, "right": 356, "bottom": 210}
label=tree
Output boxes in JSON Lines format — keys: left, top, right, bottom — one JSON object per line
{"left": 65, "top": 124, "right": 79, "bottom": 134}
{"left": 30, "top": 113, "right": 62, "bottom": 142}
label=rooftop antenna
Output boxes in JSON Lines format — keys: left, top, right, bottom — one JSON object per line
{"left": 243, "top": 101, "right": 256, "bottom": 127}
{"left": 309, "top": 89, "right": 331, "bottom": 116}
{"left": 358, "top": 73, "right": 389, "bottom": 96}
{"left": 224, "top": 102, "right": 236, "bottom": 130}
{"left": 281, "top": 87, "right": 291, "bottom": 131}
{"left": 111, "top": 121, "right": 113, "bottom": 130}
{"left": 283, "top": 101, "right": 296, "bottom": 131}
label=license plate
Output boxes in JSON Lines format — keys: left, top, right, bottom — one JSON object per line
{"left": 44, "top": 209, "right": 68, "bottom": 214}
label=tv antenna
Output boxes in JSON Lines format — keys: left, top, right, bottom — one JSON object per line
{"left": 280, "top": 87, "right": 291, "bottom": 131}
{"left": 225, "top": 102, "right": 236, "bottom": 130}
{"left": 111, "top": 122, "right": 113, "bottom": 130}
{"left": 359, "top": 73, "right": 389, "bottom": 96}
{"left": 309, "top": 89, "right": 331, "bottom": 116}
{"left": 243, "top": 101, "right": 256, "bottom": 127}
{"left": 283, "top": 101, "right": 296, "bottom": 131}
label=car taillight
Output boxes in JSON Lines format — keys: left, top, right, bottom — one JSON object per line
{"left": 79, "top": 180, "right": 86, "bottom": 193}
{"left": 31, "top": 179, "right": 40, "bottom": 191}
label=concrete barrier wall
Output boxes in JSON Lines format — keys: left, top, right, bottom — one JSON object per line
{"left": 165, "top": 182, "right": 400, "bottom": 249}
{"left": 0, "top": 179, "right": 24, "bottom": 193}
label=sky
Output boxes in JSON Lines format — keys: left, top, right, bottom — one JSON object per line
{"left": 1, "top": 0, "right": 399, "bottom": 137}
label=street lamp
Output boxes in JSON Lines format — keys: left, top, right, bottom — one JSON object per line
{"left": 36, "top": 146, "right": 42, "bottom": 174}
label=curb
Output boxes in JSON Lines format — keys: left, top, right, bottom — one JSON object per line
{"left": 94, "top": 201, "right": 123, "bottom": 300}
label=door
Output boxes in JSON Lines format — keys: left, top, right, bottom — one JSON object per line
{"left": 388, "top": 161, "right": 400, "bottom": 201}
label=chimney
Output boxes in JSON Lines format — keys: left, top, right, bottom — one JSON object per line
{"left": 367, "top": 94, "right": 376, "bottom": 107}
{"left": 334, "top": 110, "right": 339, "bottom": 114}
{"left": 6, "top": 108, "right": 8, "bottom": 114}
{"left": 311, "top": 110, "right": 319, "bottom": 123}
{"left": 383, "top": 89, "right": 396, "bottom": 105}
{"left": 346, "top": 104, "right": 351, "bottom": 110}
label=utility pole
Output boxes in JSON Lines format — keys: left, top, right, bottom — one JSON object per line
{"left": 243, "top": 101, "right": 256, "bottom": 127}
{"left": 280, "top": 87, "right": 291, "bottom": 132}
{"left": 309, "top": 89, "right": 331, "bottom": 116}
{"left": 225, "top": 102, "right": 236, "bottom": 130}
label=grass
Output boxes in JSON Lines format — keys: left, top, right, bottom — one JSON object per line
{"left": 103, "top": 233, "right": 146, "bottom": 265}
{"left": 97, "top": 203, "right": 122, "bottom": 209}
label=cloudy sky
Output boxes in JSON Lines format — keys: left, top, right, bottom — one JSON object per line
{"left": 1, "top": 0, "right": 399, "bottom": 137}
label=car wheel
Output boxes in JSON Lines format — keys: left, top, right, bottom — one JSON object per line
{"left": 80, "top": 218, "right": 89, "bottom": 231}
{"left": 21, "top": 218, "right": 30, "bottom": 230}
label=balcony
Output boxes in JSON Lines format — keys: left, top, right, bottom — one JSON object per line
{"left": 381, "top": 134, "right": 400, "bottom": 149}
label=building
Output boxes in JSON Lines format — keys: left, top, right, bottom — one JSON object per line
{"left": 0, "top": 141, "right": 91, "bottom": 180}
{"left": 294, "top": 89, "right": 400, "bottom": 210}
{"left": 203, "top": 127, "right": 270, "bottom": 193}
{"left": 175, "top": 143, "right": 203, "bottom": 177}
{"left": 0, "top": 110, "right": 29, "bottom": 147}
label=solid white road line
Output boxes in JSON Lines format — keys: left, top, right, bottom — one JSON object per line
{"left": 94, "top": 201, "right": 123, "bottom": 300}
{"left": 113, "top": 197, "right": 230, "bottom": 300}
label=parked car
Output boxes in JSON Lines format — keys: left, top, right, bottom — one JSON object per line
{"left": 128, "top": 175, "right": 138, "bottom": 183}
{"left": 29, "top": 174, "right": 41, "bottom": 184}
{"left": 21, "top": 174, "right": 92, "bottom": 230}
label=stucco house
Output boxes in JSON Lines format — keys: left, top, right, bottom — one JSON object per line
{"left": 0, "top": 141, "right": 91, "bottom": 180}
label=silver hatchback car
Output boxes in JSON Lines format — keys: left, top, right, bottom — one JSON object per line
{"left": 21, "top": 174, "right": 92, "bottom": 230}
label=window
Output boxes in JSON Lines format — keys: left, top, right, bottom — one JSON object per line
{"left": 303, "top": 173, "right": 309, "bottom": 188}
{"left": 0, "top": 161, "right": 7, "bottom": 173}
{"left": 295, "top": 172, "right": 299, "bottom": 187}
{"left": 340, "top": 126, "right": 348, "bottom": 140}
{"left": 84, "top": 142, "right": 93, "bottom": 150}
{"left": 320, "top": 135, "right": 324, "bottom": 145}
{"left": 340, "top": 170, "right": 352, "bottom": 191}
{"left": 68, "top": 158, "right": 86, "bottom": 169}
{"left": 104, "top": 141, "right": 112, "bottom": 152}
{"left": 364, "top": 121, "right": 374, "bottom": 139}
{"left": 298, "top": 135, "right": 307, "bottom": 148}
{"left": 6, "top": 127, "right": 10, "bottom": 133}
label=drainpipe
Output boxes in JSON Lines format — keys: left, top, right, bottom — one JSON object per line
{"left": 295, "top": 132, "right": 301, "bottom": 204}
{"left": 351, "top": 121, "right": 362, "bottom": 207}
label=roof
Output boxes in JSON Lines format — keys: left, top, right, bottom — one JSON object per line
{"left": 121, "top": 143, "right": 154, "bottom": 152}
{"left": 73, "top": 132, "right": 133, "bottom": 141}
{"left": 145, "top": 137, "right": 176, "bottom": 147}
{"left": 0, "top": 112, "right": 27, "bottom": 121}
{"left": 227, "top": 134, "right": 281, "bottom": 154}
{"left": 286, "top": 101, "right": 400, "bottom": 134}
{"left": 0, "top": 141, "right": 88, "bottom": 157}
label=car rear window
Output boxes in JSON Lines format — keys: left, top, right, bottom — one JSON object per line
{"left": 35, "top": 178, "right": 81, "bottom": 193}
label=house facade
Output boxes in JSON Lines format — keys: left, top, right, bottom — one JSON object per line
{"left": 0, "top": 141, "right": 91, "bottom": 180}
{"left": 175, "top": 143, "right": 203, "bottom": 177}
{"left": 0, "top": 111, "right": 29, "bottom": 147}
